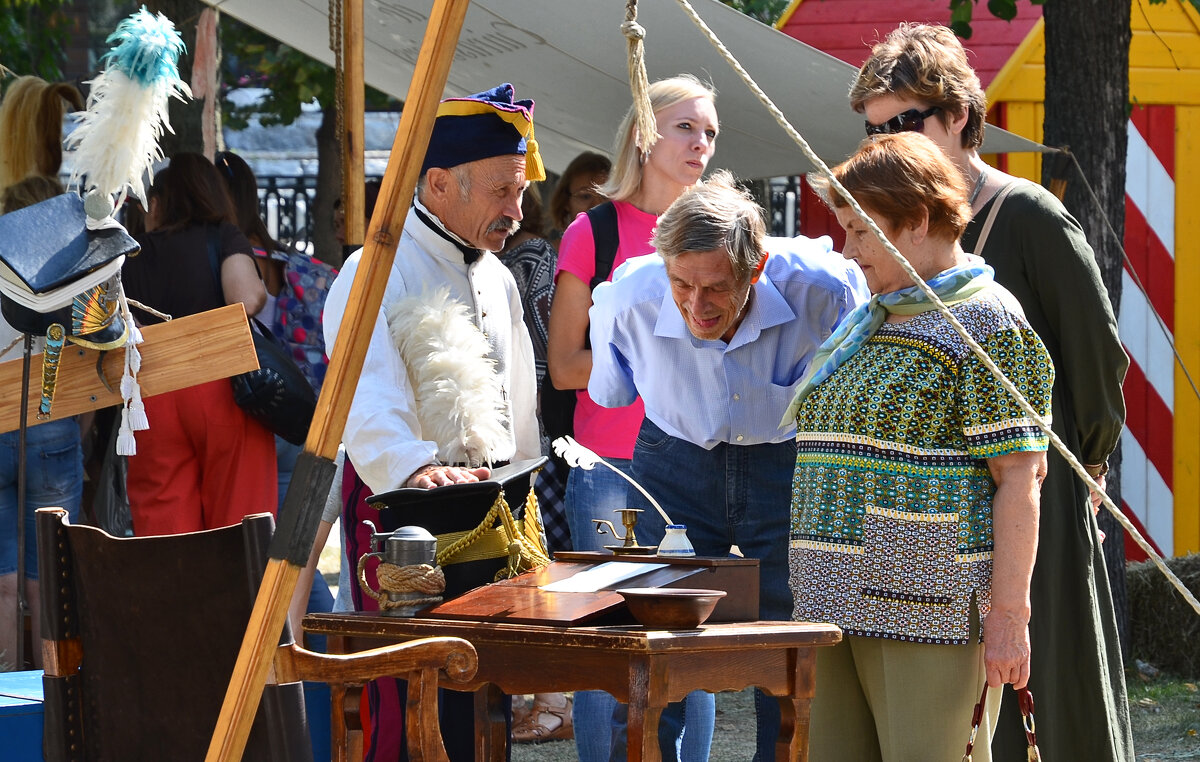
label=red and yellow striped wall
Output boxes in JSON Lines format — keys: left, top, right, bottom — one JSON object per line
{"left": 984, "top": 2, "right": 1200, "bottom": 557}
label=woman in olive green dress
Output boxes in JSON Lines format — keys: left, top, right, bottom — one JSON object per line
{"left": 848, "top": 22, "right": 1133, "bottom": 762}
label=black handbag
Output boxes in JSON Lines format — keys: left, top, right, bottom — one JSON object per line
{"left": 206, "top": 227, "right": 316, "bottom": 445}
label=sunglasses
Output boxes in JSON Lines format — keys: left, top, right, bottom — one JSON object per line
{"left": 864, "top": 106, "right": 941, "bottom": 137}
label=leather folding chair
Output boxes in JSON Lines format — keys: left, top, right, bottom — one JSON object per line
{"left": 37, "top": 507, "right": 476, "bottom": 761}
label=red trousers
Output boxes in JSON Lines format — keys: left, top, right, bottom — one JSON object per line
{"left": 127, "top": 379, "right": 277, "bottom": 535}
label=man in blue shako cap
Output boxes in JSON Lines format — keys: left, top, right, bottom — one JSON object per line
{"left": 323, "top": 83, "right": 545, "bottom": 762}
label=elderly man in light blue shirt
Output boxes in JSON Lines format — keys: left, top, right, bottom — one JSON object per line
{"left": 589, "top": 170, "right": 867, "bottom": 761}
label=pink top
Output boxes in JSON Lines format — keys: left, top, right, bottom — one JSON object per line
{"left": 555, "top": 200, "right": 655, "bottom": 459}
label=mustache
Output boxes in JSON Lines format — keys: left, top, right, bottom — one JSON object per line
{"left": 488, "top": 216, "right": 520, "bottom": 236}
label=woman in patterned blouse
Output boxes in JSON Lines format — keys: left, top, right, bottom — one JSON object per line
{"left": 785, "top": 132, "right": 1053, "bottom": 762}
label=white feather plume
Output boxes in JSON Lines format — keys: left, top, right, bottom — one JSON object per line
{"left": 551, "top": 435, "right": 676, "bottom": 526}
{"left": 66, "top": 9, "right": 190, "bottom": 208}
{"left": 388, "top": 287, "right": 510, "bottom": 467}
{"left": 68, "top": 69, "right": 187, "bottom": 205}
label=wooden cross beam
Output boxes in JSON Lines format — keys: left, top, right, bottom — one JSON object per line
{"left": 0, "top": 304, "right": 258, "bottom": 434}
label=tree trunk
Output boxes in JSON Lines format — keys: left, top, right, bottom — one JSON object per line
{"left": 144, "top": 0, "right": 207, "bottom": 156}
{"left": 313, "top": 108, "right": 343, "bottom": 265}
{"left": 1041, "top": 0, "right": 1132, "bottom": 657}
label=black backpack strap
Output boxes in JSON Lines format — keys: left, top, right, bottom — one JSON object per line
{"left": 586, "top": 201, "right": 619, "bottom": 290}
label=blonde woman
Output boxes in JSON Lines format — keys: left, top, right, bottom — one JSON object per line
{"left": 0, "top": 76, "right": 82, "bottom": 195}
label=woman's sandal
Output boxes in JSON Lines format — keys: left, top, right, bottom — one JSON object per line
{"left": 511, "top": 695, "right": 574, "bottom": 743}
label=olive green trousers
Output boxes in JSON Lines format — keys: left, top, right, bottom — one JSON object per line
{"left": 808, "top": 631, "right": 1003, "bottom": 762}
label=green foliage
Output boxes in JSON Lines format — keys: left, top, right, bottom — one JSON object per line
{"left": 0, "top": 0, "right": 70, "bottom": 82}
{"left": 948, "top": 0, "right": 1045, "bottom": 39}
{"left": 220, "top": 14, "right": 396, "bottom": 130}
{"left": 718, "top": 0, "right": 792, "bottom": 25}
{"left": 1149, "top": 0, "right": 1200, "bottom": 11}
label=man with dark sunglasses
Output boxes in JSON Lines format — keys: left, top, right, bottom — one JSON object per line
{"left": 864, "top": 105, "right": 940, "bottom": 136}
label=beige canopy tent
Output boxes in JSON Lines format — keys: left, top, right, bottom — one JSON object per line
{"left": 204, "top": 0, "right": 1044, "bottom": 179}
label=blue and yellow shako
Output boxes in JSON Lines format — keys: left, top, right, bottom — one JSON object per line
{"left": 420, "top": 83, "right": 545, "bottom": 182}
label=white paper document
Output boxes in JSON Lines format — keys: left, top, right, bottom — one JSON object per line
{"left": 540, "top": 561, "right": 668, "bottom": 593}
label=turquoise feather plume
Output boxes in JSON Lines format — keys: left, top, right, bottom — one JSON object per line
{"left": 103, "top": 7, "right": 187, "bottom": 88}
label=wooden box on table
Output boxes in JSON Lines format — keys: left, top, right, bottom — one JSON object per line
{"left": 424, "top": 551, "right": 759, "bottom": 626}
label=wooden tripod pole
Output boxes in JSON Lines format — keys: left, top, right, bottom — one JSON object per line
{"left": 205, "top": 0, "right": 472, "bottom": 757}
{"left": 341, "top": 0, "right": 366, "bottom": 248}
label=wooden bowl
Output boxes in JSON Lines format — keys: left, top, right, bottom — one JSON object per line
{"left": 615, "top": 588, "right": 727, "bottom": 630}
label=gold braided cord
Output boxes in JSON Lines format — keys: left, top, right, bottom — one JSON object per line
{"left": 433, "top": 489, "right": 550, "bottom": 580}
{"left": 669, "top": 0, "right": 1200, "bottom": 618}
{"left": 356, "top": 555, "right": 445, "bottom": 610}
{"left": 437, "top": 525, "right": 516, "bottom": 564}
{"left": 623, "top": 0, "right": 658, "bottom": 160}
{"left": 436, "top": 491, "right": 508, "bottom": 567}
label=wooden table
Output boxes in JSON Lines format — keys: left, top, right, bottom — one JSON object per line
{"left": 305, "top": 613, "right": 841, "bottom": 762}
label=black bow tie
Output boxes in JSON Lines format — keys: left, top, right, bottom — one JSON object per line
{"left": 413, "top": 204, "right": 483, "bottom": 265}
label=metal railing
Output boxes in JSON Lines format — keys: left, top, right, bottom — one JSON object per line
{"left": 256, "top": 173, "right": 805, "bottom": 249}
{"left": 258, "top": 175, "right": 318, "bottom": 253}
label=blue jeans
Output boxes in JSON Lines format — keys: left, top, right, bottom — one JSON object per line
{"left": 566, "top": 461, "right": 713, "bottom": 762}
{"left": 567, "top": 462, "right": 626, "bottom": 762}
{"left": 275, "top": 435, "right": 302, "bottom": 512}
{"left": 632, "top": 419, "right": 797, "bottom": 762}
{"left": 0, "top": 418, "right": 83, "bottom": 578}
{"left": 566, "top": 457, "right": 634, "bottom": 553}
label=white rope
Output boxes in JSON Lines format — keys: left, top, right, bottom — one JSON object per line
{"left": 125, "top": 298, "right": 171, "bottom": 322}
{"left": 671, "top": 0, "right": 1200, "bottom": 617}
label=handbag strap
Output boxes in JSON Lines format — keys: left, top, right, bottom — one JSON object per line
{"left": 962, "top": 683, "right": 1042, "bottom": 761}
{"left": 973, "top": 180, "right": 1020, "bottom": 255}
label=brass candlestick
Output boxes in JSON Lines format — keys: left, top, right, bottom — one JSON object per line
{"left": 593, "top": 508, "right": 657, "bottom": 555}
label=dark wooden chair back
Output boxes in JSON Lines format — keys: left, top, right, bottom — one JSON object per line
{"left": 37, "top": 507, "right": 478, "bottom": 762}
{"left": 37, "top": 508, "right": 309, "bottom": 761}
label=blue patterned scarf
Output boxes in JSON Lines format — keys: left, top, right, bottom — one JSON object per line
{"left": 780, "top": 256, "right": 995, "bottom": 426}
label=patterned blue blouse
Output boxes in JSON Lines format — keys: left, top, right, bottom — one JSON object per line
{"left": 789, "top": 286, "right": 1053, "bottom": 644}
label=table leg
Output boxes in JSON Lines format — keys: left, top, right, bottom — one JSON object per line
{"left": 626, "top": 698, "right": 664, "bottom": 762}
{"left": 473, "top": 685, "right": 507, "bottom": 762}
{"left": 776, "top": 647, "right": 816, "bottom": 762}
{"left": 625, "top": 657, "right": 665, "bottom": 762}
{"left": 775, "top": 694, "right": 809, "bottom": 762}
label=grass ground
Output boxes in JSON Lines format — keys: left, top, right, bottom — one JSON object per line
{"left": 509, "top": 674, "right": 1200, "bottom": 761}
{"left": 511, "top": 689, "right": 756, "bottom": 762}
{"left": 1128, "top": 674, "right": 1200, "bottom": 761}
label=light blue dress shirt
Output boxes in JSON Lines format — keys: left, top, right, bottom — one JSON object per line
{"left": 588, "top": 236, "right": 868, "bottom": 449}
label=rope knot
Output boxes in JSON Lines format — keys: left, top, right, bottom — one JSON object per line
{"left": 621, "top": 20, "right": 646, "bottom": 41}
